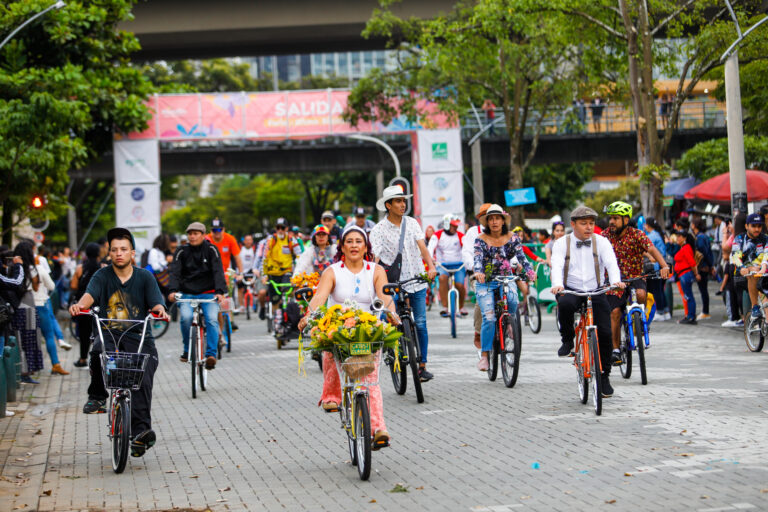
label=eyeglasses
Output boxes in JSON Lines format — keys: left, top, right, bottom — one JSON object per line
{"left": 276, "top": 226, "right": 286, "bottom": 230}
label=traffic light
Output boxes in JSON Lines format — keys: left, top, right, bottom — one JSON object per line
{"left": 31, "top": 195, "right": 46, "bottom": 209}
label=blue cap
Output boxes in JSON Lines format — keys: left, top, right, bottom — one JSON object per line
{"left": 746, "top": 213, "right": 763, "bottom": 225}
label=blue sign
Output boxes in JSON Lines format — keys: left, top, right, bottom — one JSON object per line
{"left": 131, "top": 187, "right": 145, "bottom": 201}
{"left": 504, "top": 187, "right": 537, "bottom": 207}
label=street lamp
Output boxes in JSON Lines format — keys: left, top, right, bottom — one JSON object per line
{"left": 0, "top": 1, "right": 66, "bottom": 52}
{"left": 346, "top": 134, "right": 401, "bottom": 177}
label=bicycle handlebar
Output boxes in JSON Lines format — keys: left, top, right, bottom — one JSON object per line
{"left": 173, "top": 294, "right": 219, "bottom": 303}
{"left": 557, "top": 286, "right": 617, "bottom": 297}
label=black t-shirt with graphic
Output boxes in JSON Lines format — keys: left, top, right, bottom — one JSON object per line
{"left": 85, "top": 265, "right": 165, "bottom": 348}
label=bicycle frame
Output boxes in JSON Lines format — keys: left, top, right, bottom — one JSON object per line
{"left": 574, "top": 297, "right": 599, "bottom": 380}
{"left": 437, "top": 263, "right": 464, "bottom": 308}
{"left": 492, "top": 275, "right": 520, "bottom": 351}
{"left": 173, "top": 295, "right": 218, "bottom": 358}
{"left": 624, "top": 287, "right": 650, "bottom": 351}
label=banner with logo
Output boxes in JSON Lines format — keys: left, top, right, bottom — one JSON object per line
{"left": 113, "top": 140, "right": 159, "bottom": 183}
{"left": 116, "top": 183, "right": 161, "bottom": 228}
{"left": 416, "top": 128, "right": 465, "bottom": 230}
{"left": 417, "top": 129, "right": 463, "bottom": 174}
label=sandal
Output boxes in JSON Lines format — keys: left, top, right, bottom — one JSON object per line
{"left": 372, "top": 430, "right": 390, "bottom": 451}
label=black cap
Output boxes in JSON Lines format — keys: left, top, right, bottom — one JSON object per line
{"left": 276, "top": 217, "right": 287, "bottom": 227}
{"left": 106, "top": 227, "right": 135, "bottom": 249}
{"left": 211, "top": 218, "right": 224, "bottom": 230}
{"left": 354, "top": 207, "right": 366, "bottom": 216}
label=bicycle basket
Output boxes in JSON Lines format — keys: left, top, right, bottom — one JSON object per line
{"left": 332, "top": 342, "right": 383, "bottom": 384}
{"left": 100, "top": 352, "right": 150, "bottom": 390}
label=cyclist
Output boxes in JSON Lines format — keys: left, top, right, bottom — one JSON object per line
{"left": 295, "top": 225, "right": 336, "bottom": 275}
{"left": 602, "top": 201, "right": 669, "bottom": 365}
{"left": 462, "top": 203, "right": 492, "bottom": 349}
{"left": 732, "top": 213, "right": 768, "bottom": 319}
{"left": 544, "top": 221, "right": 566, "bottom": 266}
{"left": 254, "top": 234, "right": 270, "bottom": 319}
{"left": 550, "top": 206, "right": 624, "bottom": 397}
{"left": 69, "top": 227, "right": 168, "bottom": 458}
{"left": 261, "top": 217, "right": 302, "bottom": 319}
{"left": 167, "top": 222, "right": 227, "bottom": 369}
{"left": 345, "top": 207, "right": 375, "bottom": 233}
{"left": 427, "top": 215, "right": 467, "bottom": 316}
{"left": 205, "top": 218, "right": 243, "bottom": 333}
{"left": 237, "top": 234, "right": 259, "bottom": 312}
{"left": 320, "top": 210, "right": 342, "bottom": 245}
{"left": 472, "top": 205, "right": 536, "bottom": 372}
{"left": 370, "top": 185, "right": 438, "bottom": 382}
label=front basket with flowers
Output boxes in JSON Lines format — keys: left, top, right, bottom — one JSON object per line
{"left": 301, "top": 300, "right": 402, "bottom": 380}
{"left": 291, "top": 271, "right": 320, "bottom": 290}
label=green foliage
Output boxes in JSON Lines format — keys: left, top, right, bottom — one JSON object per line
{"left": 522, "top": 163, "right": 595, "bottom": 214}
{"left": 637, "top": 163, "right": 671, "bottom": 184}
{"left": 676, "top": 136, "right": 768, "bottom": 180}
{"left": 0, "top": 0, "right": 152, "bottom": 244}
{"left": 712, "top": 60, "right": 768, "bottom": 137}
{"left": 584, "top": 179, "right": 640, "bottom": 215}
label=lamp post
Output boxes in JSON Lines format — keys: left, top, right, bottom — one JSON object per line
{"left": 0, "top": 1, "right": 66, "bottom": 51}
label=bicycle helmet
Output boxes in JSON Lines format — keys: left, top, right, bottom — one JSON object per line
{"left": 604, "top": 201, "right": 633, "bottom": 218}
{"left": 442, "top": 213, "right": 453, "bottom": 230}
{"left": 512, "top": 226, "right": 524, "bottom": 233}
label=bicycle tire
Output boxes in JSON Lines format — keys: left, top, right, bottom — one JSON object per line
{"left": 387, "top": 346, "right": 407, "bottom": 395}
{"left": 402, "top": 316, "right": 424, "bottom": 403}
{"left": 576, "top": 337, "right": 588, "bottom": 404}
{"left": 152, "top": 317, "right": 170, "bottom": 339}
{"left": 225, "top": 313, "right": 232, "bottom": 353}
{"left": 633, "top": 311, "right": 647, "bottom": 385}
{"left": 190, "top": 326, "right": 198, "bottom": 399}
{"left": 245, "top": 294, "right": 251, "bottom": 320}
{"left": 69, "top": 318, "right": 78, "bottom": 339}
{"left": 500, "top": 314, "right": 521, "bottom": 388}
{"left": 267, "top": 302, "right": 273, "bottom": 333}
{"left": 343, "top": 391, "right": 357, "bottom": 466}
{"left": 487, "top": 321, "right": 499, "bottom": 382}
{"left": 111, "top": 396, "right": 130, "bottom": 474}
{"left": 619, "top": 316, "right": 632, "bottom": 379}
{"left": 555, "top": 305, "right": 561, "bottom": 332}
{"left": 355, "top": 394, "right": 372, "bottom": 481}
{"left": 199, "top": 362, "right": 207, "bottom": 391}
{"left": 449, "top": 289, "right": 457, "bottom": 339}
{"left": 744, "top": 316, "right": 765, "bottom": 352}
{"left": 588, "top": 331, "right": 602, "bottom": 416}
{"left": 527, "top": 295, "right": 542, "bottom": 334}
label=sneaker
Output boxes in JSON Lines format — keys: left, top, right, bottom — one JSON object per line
{"left": 721, "top": 319, "right": 738, "bottom": 328}
{"left": 205, "top": 356, "right": 217, "bottom": 370}
{"left": 440, "top": 310, "right": 449, "bottom": 317}
{"left": 259, "top": 307, "right": 266, "bottom": 320}
{"left": 697, "top": 313, "right": 711, "bottom": 320}
{"left": 477, "top": 358, "right": 489, "bottom": 371}
{"left": 130, "top": 429, "right": 156, "bottom": 457}
{"left": 663, "top": 312, "right": 672, "bottom": 321}
{"left": 601, "top": 374, "right": 614, "bottom": 398}
{"left": 321, "top": 401, "right": 339, "bottom": 413}
{"left": 734, "top": 319, "right": 744, "bottom": 327}
{"left": 179, "top": 353, "right": 188, "bottom": 363}
{"left": 73, "top": 359, "right": 88, "bottom": 368}
{"left": 653, "top": 314, "right": 667, "bottom": 322}
{"left": 751, "top": 306, "right": 762, "bottom": 319}
{"left": 460, "top": 308, "right": 469, "bottom": 316}
{"left": 611, "top": 350, "right": 623, "bottom": 366}
{"left": 557, "top": 341, "right": 574, "bottom": 357}
{"left": 58, "top": 338, "right": 72, "bottom": 350}
{"left": 83, "top": 399, "right": 106, "bottom": 414}
{"left": 418, "top": 367, "right": 434, "bottom": 382}
{"left": 231, "top": 321, "right": 239, "bottom": 332}
{"left": 677, "top": 317, "right": 696, "bottom": 325}
{"left": 473, "top": 332, "right": 481, "bottom": 349}
{"left": 20, "top": 375, "right": 39, "bottom": 384}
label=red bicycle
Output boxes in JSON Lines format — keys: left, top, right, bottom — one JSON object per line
{"left": 242, "top": 273, "right": 256, "bottom": 320}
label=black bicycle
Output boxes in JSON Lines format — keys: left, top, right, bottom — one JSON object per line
{"left": 382, "top": 276, "right": 428, "bottom": 404}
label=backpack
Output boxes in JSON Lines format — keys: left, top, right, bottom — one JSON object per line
{"left": 140, "top": 249, "right": 150, "bottom": 269}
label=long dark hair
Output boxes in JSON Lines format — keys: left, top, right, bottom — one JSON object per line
{"left": 13, "top": 241, "right": 36, "bottom": 288}
{"left": 333, "top": 228, "right": 373, "bottom": 263}
{"left": 674, "top": 230, "right": 696, "bottom": 253}
{"left": 645, "top": 217, "right": 663, "bottom": 234}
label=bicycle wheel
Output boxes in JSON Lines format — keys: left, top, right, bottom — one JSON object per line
{"left": 343, "top": 390, "right": 357, "bottom": 466}
{"left": 588, "top": 331, "right": 602, "bottom": 416}
{"left": 266, "top": 302, "right": 273, "bottom": 333}
{"left": 69, "top": 317, "right": 78, "bottom": 338}
{"left": 619, "top": 317, "right": 632, "bottom": 379}
{"left": 225, "top": 313, "right": 232, "bottom": 353}
{"left": 402, "top": 316, "right": 424, "bottom": 403}
{"left": 745, "top": 316, "right": 765, "bottom": 352}
{"left": 387, "top": 345, "right": 407, "bottom": 395}
{"left": 152, "top": 317, "right": 170, "bottom": 339}
{"left": 633, "top": 311, "right": 647, "bottom": 385}
{"left": 245, "top": 294, "right": 251, "bottom": 320}
{"left": 354, "top": 394, "right": 372, "bottom": 481}
{"left": 487, "top": 326, "right": 499, "bottom": 382}
{"left": 527, "top": 295, "right": 541, "bottom": 334}
{"left": 449, "top": 289, "right": 457, "bottom": 339}
{"left": 190, "top": 326, "right": 198, "bottom": 399}
{"left": 555, "top": 305, "right": 561, "bottom": 332}
{"left": 576, "top": 338, "right": 588, "bottom": 404}
{"left": 198, "top": 362, "right": 207, "bottom": 391}
{"left": 111, "top": 396, "right": 130, "bottom": 474}
{"left": 501, "top": 314, "right": 521, "bottom": 388}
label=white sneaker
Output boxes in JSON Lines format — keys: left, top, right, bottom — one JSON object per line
{"left": 653, "top": 314, "right": 667, "bottom": 322}
{"left": 663, "top": 312, "right": 672, "bottom": 321}
{"left": 58, "top": 339, "right": 72, "bottom": 350}
{"left": 4, "top": 410, "right": 14, "bottom": 417}
{"left": 721, "top": 319, "right": 738, "bottom": 327}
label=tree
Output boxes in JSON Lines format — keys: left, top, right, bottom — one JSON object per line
{"left": 554, "top": 0, "right": 768, "bottom": 219}
{"left": 712, "top": 60, "right": 768, "bottom": 136}
{"left": 676, "top": 135, "right": 768, "bottom": 180}
{"left": 345, "top": 0, "right": 581, "bottom": 226}
{"left": 523, "top": 163, "right": 595, "bottom": 214}
{"left": 0, "top": 0, "right": 152, "bottom": 245}
{"left": 584, "top": 179, "right": 640, "bottom": 215}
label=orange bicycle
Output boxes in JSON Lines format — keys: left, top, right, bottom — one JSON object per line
{"left": 558, "top": 286, "right": 613, "bottom": 416}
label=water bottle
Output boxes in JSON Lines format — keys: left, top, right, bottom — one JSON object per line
{"left": 106, "top": 356, "right": 116, "bottom": 375}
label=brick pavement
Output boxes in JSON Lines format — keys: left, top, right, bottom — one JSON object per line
{"left": 2, "top": 290, "right": 767, "bottom": 512}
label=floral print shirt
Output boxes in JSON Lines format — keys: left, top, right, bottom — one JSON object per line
{"left": 473, "top": 235, "right": 535, "bottom": 281}
{"left": 604, "top": 226, "right": 652, "bottom": 296}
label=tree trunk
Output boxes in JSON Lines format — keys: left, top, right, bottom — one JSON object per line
{"left": 507, "top": 144, "right": 525, "bottom": 228}
{"left": 2, "top": 198, "right": 14, "bottom": 247}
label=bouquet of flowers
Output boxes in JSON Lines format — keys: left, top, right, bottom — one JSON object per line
{"left": 291, "top": 272, "right": 320, "bottom": 290}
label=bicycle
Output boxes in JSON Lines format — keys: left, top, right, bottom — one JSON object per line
{"left": 242, "top": 273, "right": 256, "bottom": 321}
{"left": 74, "top": 307, "right": 167, "bottom": 473}
{"left": 617, "top": 275, "right": 655, "bottom": 385}
{"left": 558, "top": 286, "right": 614, "bottom": 416}
{"left": 268, "top": 279, "right": 296, "bottom": 349}
{"left": 217, "top": 269, "right": 239, "bottom": 358}
{"left": 173, "top": 294, "right": 219, "bottom": 399}
{"left": 743, "top": 271, "right": 767, "bottom": 352}
{"left": 520, "top": 264, "right": 543, "bottom": 334}
{"left": 436, "top": 263, "right": 464, "bottom": 338}
{"left": 485, "top": 275, "right": 523, "bottom": 387}
{"left": 382, "top": 276, "right": 428, "bottom": 404}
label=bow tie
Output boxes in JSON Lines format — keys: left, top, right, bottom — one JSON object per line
{"left": 576, "top": 239, "right": 592, "bottom": 248}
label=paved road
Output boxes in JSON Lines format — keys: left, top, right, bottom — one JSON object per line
{"left": 2, "top": 297, "right": 768, "bottom": 512}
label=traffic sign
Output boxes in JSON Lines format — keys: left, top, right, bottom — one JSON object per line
{"left": 33, "top": 232, "right": 45, "bottom": 244}
{"left": 504, "top": 187, "right": 537, "bottom": 207}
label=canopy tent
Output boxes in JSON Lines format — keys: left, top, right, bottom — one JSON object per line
{"left": 663, "top": 177, "right": 699, "bottom": 199}
{"left": 684, "top": 170, "right": 768, "bottom": 202}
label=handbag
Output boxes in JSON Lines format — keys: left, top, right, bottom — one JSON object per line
{"left": 382, "top": 220, "right": 408, "bottom": 283}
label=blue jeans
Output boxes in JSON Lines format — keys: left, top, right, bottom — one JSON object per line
{"left": 476, "top": 281, "right": 519, "bottom": 352}
{"left": 179, "top": 294, "right": 220, "bottom": 358}
{"left": 46, "top": 299, "right": 64, "bottom": 340}
{"left": 679, "top": 272, "right": 696, "bottom": 320}
{"left": 36, "top": 304, "right": 60, "bottom": 365}
{"left": 405, "top": 287, "right": 429, "bottom": 364}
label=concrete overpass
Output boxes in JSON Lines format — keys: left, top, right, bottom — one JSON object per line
{"left": 124, "top": 0, "right": 457, "bottom": 60}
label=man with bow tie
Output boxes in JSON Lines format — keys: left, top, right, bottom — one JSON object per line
{"left": 550, "top": 206, "right": 625, "bottom": 397}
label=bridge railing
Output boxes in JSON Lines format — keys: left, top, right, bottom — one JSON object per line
{"left": 461, "top": 98, "right": 726, "bottom": 139}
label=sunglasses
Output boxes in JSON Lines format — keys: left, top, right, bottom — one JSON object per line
{"left": 212, "top": 228, "right": 223, "bottom": 233}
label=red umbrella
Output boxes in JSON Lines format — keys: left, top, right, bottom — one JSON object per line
{"left": 684, "top": 170, "right": 768, "bottom": 202}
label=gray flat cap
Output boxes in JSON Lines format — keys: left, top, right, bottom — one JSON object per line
{"left": 186, "top": 221, "right": 206, "bottom": 233}
{"left": 570, "top": 206, "right": 598, "bottom": 220}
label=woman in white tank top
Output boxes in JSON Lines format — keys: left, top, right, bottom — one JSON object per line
{"left": 300, "top": 226, "right": 398, "bottom": 450}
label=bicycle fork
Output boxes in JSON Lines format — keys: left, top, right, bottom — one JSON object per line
{"left": 626, "top": 308, "right": 651, "bottom": 350}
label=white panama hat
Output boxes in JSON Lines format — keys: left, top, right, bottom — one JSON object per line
{"left": 376, "top": 184, "right": 413, "bottom": 212}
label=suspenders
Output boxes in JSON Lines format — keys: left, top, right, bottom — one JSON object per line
{"left": 563, "top": 234, "right": 601, "bottom": 288}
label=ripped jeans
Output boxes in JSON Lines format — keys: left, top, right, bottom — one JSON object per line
{"left": 476, "top": 281, "right": 519, "bottom": 352}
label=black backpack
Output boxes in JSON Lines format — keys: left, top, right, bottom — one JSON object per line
{"left": 140, "top": 249, "right": 150, "bottom": 269}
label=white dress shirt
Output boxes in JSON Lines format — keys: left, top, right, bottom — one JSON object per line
{"left": 370, "top": 216, "right": 426, "bottom": 293}
{"left": 550, "top": 234, "right": 620, "bottom": 290}
{"left": 461, "top": 225, "right": 483, "bottom": 270}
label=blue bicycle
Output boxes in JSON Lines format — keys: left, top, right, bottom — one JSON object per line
{"left": 618, "top": 275, "right": 655, "bottom": 385}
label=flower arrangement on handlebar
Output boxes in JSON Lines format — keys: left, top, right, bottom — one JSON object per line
{"left": 291, "top": 272, "right": 321, "bottom": 289}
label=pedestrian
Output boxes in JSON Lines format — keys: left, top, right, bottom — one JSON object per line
{"left": 691, "top": 218, "right": 714, "bottom": 320}
{"left": 36, "top": 246, "right": 71, "bottom": 351}
{"left": 544, "top": 221, "right": 566, "bottom": 267}
{"left": 673, "top": 231, "right": 700, "bottom": 324}
{"left": 720, "top": 219, "right": 742, "bottom": 327}
{"left": 12, "top": 241, "right": 45, "bottom": 383}
{"left": 590, "top": 97, "right": 605, "bottom": 132}
{"left": 643, "top": 217, "right": 670, "bottom": 320}
{"left": 482, "top": 99, "right": 496, "bottom": 136}
{"left": 32, "top": 255, "right": 69, "bottom": 375}
{"left": 69, "top": 243, "right": 103, "bottom": 368}
{"left": 370, "top": 184, "right": 438, "bottom": 381}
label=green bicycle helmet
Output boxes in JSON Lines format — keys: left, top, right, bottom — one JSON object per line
{"left": 604, "top": 201, "right": 633, "bottom": 218}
